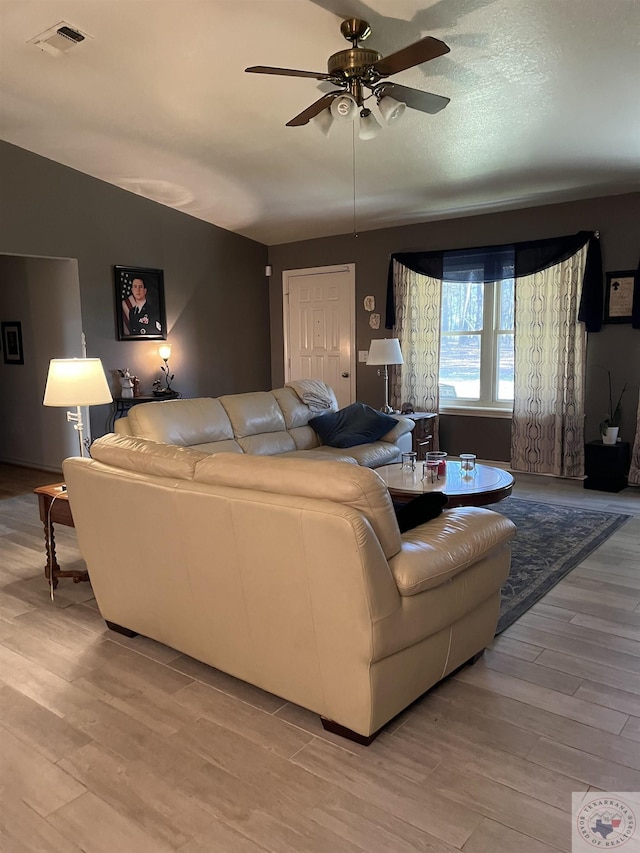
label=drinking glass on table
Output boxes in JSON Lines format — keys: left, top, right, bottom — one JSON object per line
{"left": 460, "top": 453, "right": 477, "bottom": 476}
{"left": 401, "top": 451, "right": 417, "bottom": 472}
{"left": 426, "top": 451, "right": 447, "bottom": 477}
{"left": 423, "top": 459, "right": 440, "bottom": 483}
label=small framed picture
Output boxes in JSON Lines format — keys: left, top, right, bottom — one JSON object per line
{"left": 114, "top": 265, "right": 167, "bottom": 341}
{"left": 604, "top": 270, "right": 635, "bottom": 324}
{"left": 1, "top": 321, "right": 24, "bottom": 365}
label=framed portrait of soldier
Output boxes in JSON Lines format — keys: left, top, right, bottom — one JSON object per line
{"left": 114, "top": 265, "right": 167, "bottom": 341}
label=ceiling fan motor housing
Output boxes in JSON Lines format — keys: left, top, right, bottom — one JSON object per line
{"left": 327, "top": 48, "right": 382, "bottom": 79}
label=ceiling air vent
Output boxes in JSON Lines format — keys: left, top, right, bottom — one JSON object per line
{"left": 28, "top": 21, "right": 93, "bottom": 56}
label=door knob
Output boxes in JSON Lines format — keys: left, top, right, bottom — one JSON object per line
{"left": 341, "top": 372, "right": 349, "bottom": 378}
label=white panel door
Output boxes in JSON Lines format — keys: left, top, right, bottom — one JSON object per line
{"left": 283, "top": 264, "right": 355, "bottom": 409}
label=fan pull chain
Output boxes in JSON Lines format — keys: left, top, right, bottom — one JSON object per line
{"left": 352, "top": 122, "right": 358, "bottom": 238}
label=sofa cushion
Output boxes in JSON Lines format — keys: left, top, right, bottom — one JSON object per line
{"left": 311, "top": 442, "right": 401, "bottom": 468}
{"left": 194, "top": 453, "right": 402, "bottom": 559}
{"left": 272, "top": 386, "right": 337, "bottom": 429}
{"left": 287, "top": 425, "right": 322, "bottom": 451}
{"left": 237, "top": 432, "right": 296, "bottom": 455}
{"left": 125, "top": 397, "right": 235, "bottom": 447}
{"left": 219, "top": 391, "right": 287, "bottom": 438}
{"left": 279, "top": 449, "right": 358, "bottom": 463}
{"left": 189, "top": 439, "right": 244, "bottom": 455}
{"left": 90, "top": 434, "right": 208, "bottom": 479}
{"left": 380, "top": 416, "right": 414, "bottom": 444}
{"left": 310, "top": 403, "right": 398, "bottom": 448}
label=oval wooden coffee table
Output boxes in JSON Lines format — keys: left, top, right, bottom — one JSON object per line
{"left": 376, "top": 460, "right": 514, "bottom": 508}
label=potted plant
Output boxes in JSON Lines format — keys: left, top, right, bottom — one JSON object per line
{"left": 599, "top": 370, "right": 626, "bottom": 445}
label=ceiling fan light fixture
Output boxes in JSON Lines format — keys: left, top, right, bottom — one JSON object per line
{"left": 358, "top": 108, "right": 382, "bottom": 140}
{"left": 378, "top": 94, "right": 406, "bottom": 125}
{"left": 330, "top": 93, "right": 359, "bottom": 121}
{"left": 311, "top": 107, "right": 334, "bottom": 136}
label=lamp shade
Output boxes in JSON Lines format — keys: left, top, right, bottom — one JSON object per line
{"left": 358, "top": 109, "right": 382, "bottom": 140}
{"left": 378, "top": 95, "right": 406, "bottom": 125}
{"left": 330, "top": 93, "right": 358, "bottom": 121}
{"left": 311, "top": 108, "right": 334, "bottom": 137}
{"left": 367, "top": 338, "right": 404, "bottom": 366}
{"left": 43, "top": 358, "right": 112, "bottom": 407}
{"left": 158, "top": 344, "right": 172, "bottom": 360}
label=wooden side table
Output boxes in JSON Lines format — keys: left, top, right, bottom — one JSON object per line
{"left": 33, "top": 483, "right": 88, "bottom": 588}
{"left": 402, "top": 412, "right": 438, "bottom": 459}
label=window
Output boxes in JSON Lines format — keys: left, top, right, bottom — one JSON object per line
{"left": 439, "top": 247, "right": 514, "bottom": 410}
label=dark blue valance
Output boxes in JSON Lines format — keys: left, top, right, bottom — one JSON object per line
{"left": 385, "top": 231, "right": 603, "bottom": 332}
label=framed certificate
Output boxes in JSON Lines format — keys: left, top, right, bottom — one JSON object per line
{"left": 604, "top": 270, "right": 635, "bottom": 324}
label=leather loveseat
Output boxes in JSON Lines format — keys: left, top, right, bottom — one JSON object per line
{"left": 113, "top": 383, "right": 413, "bottom": 468}
{"left": 64, "top": 433, "right": 516, "bottom": 743}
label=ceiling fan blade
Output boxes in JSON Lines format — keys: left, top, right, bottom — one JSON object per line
{"left": 372, "top": 36, "right": 450, "bottom": 76}
{"left": 286, "top": 94, "right": 337, "bottom": 127}
{"left": 379, "top": 82, "right": 450, "bottom": 114}
{"left": 245, "top": 65, "right": 330, "bottom": 81}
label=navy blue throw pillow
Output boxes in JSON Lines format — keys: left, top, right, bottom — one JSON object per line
{"left": 309, "top": 402, "right": 398, "bottom": 448}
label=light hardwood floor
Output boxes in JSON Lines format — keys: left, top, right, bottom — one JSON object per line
{"left": 0, "top": 462, "right": 638, "bottom": 852}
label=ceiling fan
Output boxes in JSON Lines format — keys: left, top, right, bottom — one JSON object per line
{"left": 245, "top": 17, "right": 450, "bottom": 137}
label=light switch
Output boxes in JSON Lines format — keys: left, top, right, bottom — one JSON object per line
{"left": 358, "top": 351, "right": 368, "bottom": 362}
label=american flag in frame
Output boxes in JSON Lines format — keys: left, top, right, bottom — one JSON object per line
{"left": 114, "top": 265, "right": 167, "bottom": 341}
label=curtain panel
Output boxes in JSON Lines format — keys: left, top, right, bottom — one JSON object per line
{"left": 511, "top": 244, "right": 588, "bottom": 477}
{"left": 626, "top": 257, "right": 639, "bottom": 484}
{"left": 390, "top": 261, "right": 441, "bottom": 447}
{"left": 632, "top": 256, "right": 640, "bottom": 330}
{"left": 629, "top": 393, "right": 640, "bottom": 486}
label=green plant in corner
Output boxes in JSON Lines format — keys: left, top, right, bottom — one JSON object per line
{"left": 599, "top": 369, "right": 627, "bottom": 436}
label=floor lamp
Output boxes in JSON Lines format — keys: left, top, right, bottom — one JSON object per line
{"left": 43, "top": 358, "right": 112, "bottom": 456}
{"left": 367, "top": 338, "right": 404, "bottom": 413}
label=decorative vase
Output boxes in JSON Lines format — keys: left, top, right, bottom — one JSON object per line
{"left": 602, "top": 426, "right": 619, "bottom": 445}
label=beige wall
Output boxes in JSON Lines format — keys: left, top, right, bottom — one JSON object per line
{"left": 268, "top": 193, "right": 640, "bottom": 461}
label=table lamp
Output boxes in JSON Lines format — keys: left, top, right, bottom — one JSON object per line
{"left": 158, "top": 343, "right": 174, "bottom": 392}
{"left": 43, "top": 358, "right": 112, "bottom": 456}
{"left": 367, "top": 338, "right": 404, "bottom": 413}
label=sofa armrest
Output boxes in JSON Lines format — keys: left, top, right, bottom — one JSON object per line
{"left": 113, "top": 416, "right": 132, "bottom": 435}
{"left": 388, "top": 507, "right": 516, "bottom": 595}
{"left": 380, "top": 416, "right": 414, "bottom": 444}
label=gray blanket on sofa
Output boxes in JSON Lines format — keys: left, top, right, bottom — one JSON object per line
{"left": 286, "top": 379, "right": 334, "bottom": 413}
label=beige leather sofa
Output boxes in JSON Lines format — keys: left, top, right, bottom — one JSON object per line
{"left": 113, "top": 384, "right": 413, "bottom": 468}
{"left": 64, "top": 433, "right": 516, "bottom": 743}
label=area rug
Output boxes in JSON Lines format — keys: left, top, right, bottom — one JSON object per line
{"left": 486, "top": 497, "right": 631, "bottom": 634}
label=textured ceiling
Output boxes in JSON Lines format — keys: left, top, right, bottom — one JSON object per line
{"left": 1, "top": 0, "right": 639, "bottom": 245}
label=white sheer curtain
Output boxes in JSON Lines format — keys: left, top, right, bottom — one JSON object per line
{"left": 628, "top": 395, "right": 640, "bottom": 486}
{"left": 391, "top": 260, "right": 440, "bottom": 447}
{"left": 511, "top": 245, "right": 588, "bottom": 477}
